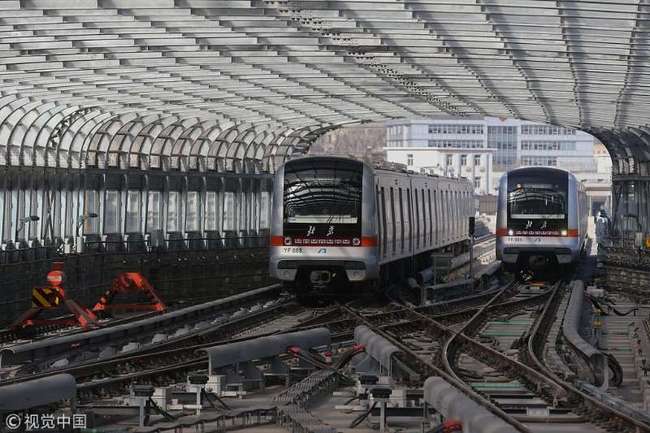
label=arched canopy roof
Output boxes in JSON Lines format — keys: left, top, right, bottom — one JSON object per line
{"left": 0, "top": 1, "right": 648, "bottom": 172}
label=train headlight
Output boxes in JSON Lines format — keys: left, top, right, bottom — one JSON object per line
{"left": 560, "top": 230, "right": 567, "bottom": 237}
{"left": 507, "top": 229, "right": 514, "bottom": 236}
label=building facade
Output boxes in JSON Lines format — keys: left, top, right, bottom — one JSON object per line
{"left": 384, "top": 117, "right": 596, "bottom": 195}
{"left": 384, "top": 118, "right": 495, "bottom": 194}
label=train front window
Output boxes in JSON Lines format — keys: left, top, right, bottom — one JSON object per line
{"left": 283, "top": 159, "right": 362, "bottom": 225}
{"left": 508, "top": 184, "right": 566, "bottom": 219}
{"left": 507, "top": 169, "right": 568, "bottom": 234}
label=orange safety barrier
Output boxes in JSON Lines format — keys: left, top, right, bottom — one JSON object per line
{"left": 92, "top": 272, "right": 166, "bottom": 315}
{"left": 10, "top": 262, "right": 98, "bottom": 331}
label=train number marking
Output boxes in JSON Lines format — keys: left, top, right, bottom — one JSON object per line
{"left": 283, "top": 247, "right": 304, "bottom": 254}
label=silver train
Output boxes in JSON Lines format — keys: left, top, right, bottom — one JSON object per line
{"left": 269, "top": 156, "right": 473, "bottom": 288}
{"left": 496, "top": 166, "right": 588, "bottom": 273}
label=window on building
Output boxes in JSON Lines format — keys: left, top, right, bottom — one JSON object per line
{"left": 428, "top": 140, "right": 483, "bottom": 149}
{"left": 474, "top": 154, "right": 481, "bottom": 166}
{"left": 474, "top": 177, "right": 481, "bottom": 189}
{"left": 520, "top": 140, "right": 576, "bottom": 151}
{"left": 521, "top": 156, "right": 558, "bottom": 166}
{"left": 487, "top": 125, "right": 518, "bottom": 171}
{"left": 446, "top": 154, "right": 453, "bottom": 166}
{"left": 407, "top": 154, "right": 413, "bottom": 166}
{"left": 429, "top": 123, "right": 484, "bottom": 135}
{"left": 460, "top": 154, "right": 467, "bottom": 166}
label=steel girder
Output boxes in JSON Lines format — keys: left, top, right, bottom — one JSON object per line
{"left": 0, "top": 2, "right": 649, "bottom": 172}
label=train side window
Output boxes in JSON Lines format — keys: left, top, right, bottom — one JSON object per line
{"left": 398, "top": 187, "right": 404, "bottom": 252}
{"left": 447, "top": 190, "right": 454, "bottom": 240}
{"left": 375, "top": 185, "right": 382, "bottom": 253}
{"left": 422, "top": 189, "right": 427, "bottom": 246}
{"left": 414, "top": 187, "right": 420, "bottom": 249}
{"left": 454, "top": 190, "right": 459, "bottom": 238}
{"left": 376, "top": 186, "right": 382, "bottom": 257}
{"left": 445, "top": 190, "right": 450, "bottom": 241}
{"left": 431, "top": 189, "right": 436, "bottom": 245}
{"left": 426, "top": 189, "right": 432, "bottom": 245}
{"left": 452, "top": 190, "right": 457, "bottom": 238}
{"left": 405, "top": 188, "right": 411, "bottom": 252}
{"left": 460, "top": 191, "right": 465, "bottom": 236}
{"left": 454, "top": 191, "right": 461, "bottom": 239}
{"left": 381, "top": 186, "right": 387, "bottom": 257}
{"left": 390, "top": 187, "right": 396, "bottom": 253}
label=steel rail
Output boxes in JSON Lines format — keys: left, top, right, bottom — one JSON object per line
{"left": 407, "top": 289, "right": 568, "bottom": 404}
{"left": 339, "top": 303, "right": 530, "bottom": 433}
{"left": 441, "top": 281, "right": 517, "bottom": 383}
{"left": 0, "top": 284, "right": 285, "bottom": 374}
{"left": 525, "top": 285, "right": 650, "bottom": 432}
{"left": 1, "top": 299, "right": 301, "bottom": 386}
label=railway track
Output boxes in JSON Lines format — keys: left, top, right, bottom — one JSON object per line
{"left": 0, "top": 285, "right": 287, "bottom": 377}
{"left": 0, "top": 310, "right": 162, "bottom": 347}
{"left": 341, "top": 280, "right": 650, "bottom": 433}
{"left": 5, "top": 281, "right": 509, "bottom": 402}
{"left": 524, "top": 285, "right": 650, "bottom": 433}
{"left": 9, "top": 271, "right": 646, "bottom": 433}
{"left": 1, "top": 298, "right": 303, "bottom": 386}
{"left": 51, "top": 285, "right": 509, "bottom": 401}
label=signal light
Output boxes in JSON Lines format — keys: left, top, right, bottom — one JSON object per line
{"left": 560, "top": 230, "right": 567, "bottom": 236}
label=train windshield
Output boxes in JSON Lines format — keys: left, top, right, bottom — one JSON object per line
{"left": 283, "top": 158, "right": 363, "bottom": 225}
{"left": 506, "top": 168, "right": 568, "bottom": 235}
{"left": 508, "top": 184, "right": 566, "bottom": 219}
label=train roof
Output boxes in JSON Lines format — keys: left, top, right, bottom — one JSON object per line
{"left": 283, "top": 154, "right": 471, "bottom": 184}
{"left": 507, "top": 166, "right": 576, "bottom": 177}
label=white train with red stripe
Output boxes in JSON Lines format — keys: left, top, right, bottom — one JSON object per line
{"left": 269, "top": 155, "right": 473, "bottom": 289}
{"left": 496, "top": 166, "right": 588, "bottom": 274}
